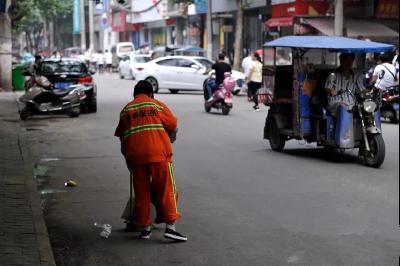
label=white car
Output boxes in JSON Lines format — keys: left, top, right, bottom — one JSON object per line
{"left": 118, "top": 54, "right": 151, "bottom": 80}
{"left": 134, "top": 56, "right": 246, "bottom": 94}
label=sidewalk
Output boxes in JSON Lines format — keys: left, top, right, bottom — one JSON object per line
{"left": 0, "top": 92, "right": 55, "bottom": 265}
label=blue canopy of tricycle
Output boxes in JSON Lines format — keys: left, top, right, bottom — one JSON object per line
{"left": 263, "top": 36, "right": 395, "bottom": 53}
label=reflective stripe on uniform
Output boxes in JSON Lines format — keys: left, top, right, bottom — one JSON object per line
{"left": 124, "top": 102, "right": 163, "bottom": 113}
{"left": 168, "top": 162, "right": 178, "bottom": 212}
{"left": 123, "top": 124, "right": 164, "bottom": 138}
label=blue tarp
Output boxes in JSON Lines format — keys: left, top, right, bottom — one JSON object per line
{"left": 175, "top": 47, "right": 205, "bottom": 53}
{"left": 263, "top": 36, "right": 395, "bottom": 53}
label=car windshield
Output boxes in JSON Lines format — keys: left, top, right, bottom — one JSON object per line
{"left": 40, "top": 60, "right": 86, "bottom": 74}
{"left": 131, "top": 56, "right": 150, "bottom": 63}
{"left": 119, "top": 45, "right": 133, "bottom": 53}
{"left": 194, "top": 58, "right": 214, "bottom": 69}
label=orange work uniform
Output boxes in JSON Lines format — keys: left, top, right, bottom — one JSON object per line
{"left": 115, "top": 94, "right": 181, "bottom": 227}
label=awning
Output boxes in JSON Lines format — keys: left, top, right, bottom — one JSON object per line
{"left": 263, "top": 36, "right": 395, "bottom": 53}
{"left": 304, "top": 18, "right": 399, "bottom": 42}
{"left": 265, "top": 17, "right": 293, "bottom": 28}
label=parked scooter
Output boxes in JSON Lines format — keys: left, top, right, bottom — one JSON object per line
{"left": 380, "top": 85, "right": 399, "bottom": 123}
{"left": 204, "top": 72, "right": 235, "bottom": 115}
{"left": 19, "top": 74, "right": 86, "bottom": 120}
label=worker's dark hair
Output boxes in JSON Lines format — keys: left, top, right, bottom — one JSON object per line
{"left": 253, "top": 52, "right": 262, "bottom": 62}
{"left": 339, "top": 53, "right": 355, "bottom": 63}
{"left": 378, "top": 54, "right": 389, "bottom": 63}
{"left": 134, "top": 80, "right": 153, "bottom": 97}
{"left": 218, "top": 53, "right": 225, "bottom": 60}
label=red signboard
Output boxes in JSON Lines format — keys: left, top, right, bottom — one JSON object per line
{"left": 271, "top": 1, "right": 330, "bottom": 18}
{"left": 376, "top": 0, "right": 399, "bottom": 19}
{"left": 271, "top": 0, "right": 361, "bottom": 18}
{"left": 112, "top": 11, "right": 126, "bottom": 32}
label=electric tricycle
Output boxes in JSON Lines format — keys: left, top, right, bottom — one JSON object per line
{"left": 262, "top": 36, "right": 395, "bottom": 168}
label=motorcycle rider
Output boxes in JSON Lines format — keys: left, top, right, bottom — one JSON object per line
{"left": 205, "top": 53, "right": 232, "bottom": 101}
{"left": 325, "top": 53, "right": 365, "bottom": 115}
{"left": 370, "top": 54, "right": 397, "bottom": 91}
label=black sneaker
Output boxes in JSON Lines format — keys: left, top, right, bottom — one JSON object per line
{"left": 139, "top": 230, "right": 152, "bottom": 239}
{"left": 164, "top": 228, "right": 187, "bottom": 242}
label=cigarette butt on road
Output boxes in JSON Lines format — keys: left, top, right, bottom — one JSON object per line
{"left": 64, "top": 179, "right": 78, "bottom": 187}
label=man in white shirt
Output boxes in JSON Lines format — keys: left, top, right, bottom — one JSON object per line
{"left": 371, "top": 54, "right": 397, "bottom": 91}
{"left": 241, "top": 53, "right": 253, "bottom": 100}
{"left": 97, "top": 51, "right": 105, "bottom": 74}
{"left": 104, "top": 49, "right": 113, "bottom": 73}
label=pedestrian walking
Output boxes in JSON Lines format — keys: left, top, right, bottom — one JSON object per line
{"left": 241, "top": 52, "right": 253, "bottom": 101}
{"left": 90, "top": 50, "right": 98, "bottom": 71}
{"left": 114, "top": 80, "right": 187, "bottom": 242}
{"left": 97, "top": 50, "right": 105, "bottom": 74}
{"left": 84, "top": 49, "right": 91, "bottom": 67}
{"left": 104, "top": 49, "right": 113, "bottom": 73}
{"left": 247, "top": 52, "right": 263, "bottom": 111}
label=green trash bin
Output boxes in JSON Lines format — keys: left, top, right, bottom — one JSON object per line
{"left": 12, "top": 64, "right": 26, "bottom": 91}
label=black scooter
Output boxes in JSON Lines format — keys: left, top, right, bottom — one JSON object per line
{"left": 19, "top": 74, "right": 86, "bottom": 120}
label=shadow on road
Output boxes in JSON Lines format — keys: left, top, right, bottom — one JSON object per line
{"left": 279, "top": 147, "right": 360, "bottom": 165}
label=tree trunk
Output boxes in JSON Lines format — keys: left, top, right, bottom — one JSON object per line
{"left": 233, "top": 0, "right": 243, "bottom": 70}
{"left": 0, "top": 0, "right": 12, "bottom": 91}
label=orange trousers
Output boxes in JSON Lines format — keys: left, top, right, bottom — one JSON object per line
{"left": 128, "top": 161, "right": 181, "bottom": 227}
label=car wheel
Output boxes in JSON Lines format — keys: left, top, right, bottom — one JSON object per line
{"left": 145, "top": 77, "right": 159, "bottom": 93}
{"left": 119, "top": 70, "right": 124, "bottom": 79}
{"left": 130, "top": 70, "right": 135, "bottom": 80}
{"left": 88, "top": 95, "right": 97, "bottom": 113}
{"left": 169, "top": 89, "right": 179, "bottom": 94}
{"left": 69, "top": 106, "right": 81, "bottom": 118}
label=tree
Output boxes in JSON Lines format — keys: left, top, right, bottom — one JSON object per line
{"left": 11, "top": 0, "right": 72, "bottom": 52}
{"left": 232, "top": 0, "right": 244, "bottom": 70}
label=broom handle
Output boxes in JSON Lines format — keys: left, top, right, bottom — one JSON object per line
{"left": 129, "top": 171, "right": 133, "bottom": 221}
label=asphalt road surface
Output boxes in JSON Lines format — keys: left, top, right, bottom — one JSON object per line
{"left": 21, "top": 73, "right": 400, "bottom": 266}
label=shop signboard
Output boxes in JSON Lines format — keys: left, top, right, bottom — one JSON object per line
{"left": 95, "top": 0, "right": 108, "bottom": 15}
{"left": 128, "top": 0, "right": 168, "bottom": 24}
{"left": 73, "top": 0, "right": 80, "bottom": 34}
{"left": 376, "top": 0, "right": 399, "bottom": 19}
{"left": 112, "top": 11, "right": 126, "bottom": 32}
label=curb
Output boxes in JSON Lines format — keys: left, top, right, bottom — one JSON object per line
{"left": 13, "top": 93, "right": 57, "bottom": 266}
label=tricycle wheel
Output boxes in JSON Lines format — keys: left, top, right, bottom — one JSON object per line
{"left": 362, "top": 134, "right": 385, "bottom": 168}
{"left": 268, "top": 120, "right": 285, "bottom": 151}
{"left": 389, "top": 110, "right": 398, "bottom": 123}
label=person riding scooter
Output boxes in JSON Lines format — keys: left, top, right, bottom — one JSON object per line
{"left": 204, "top": 53, "right": 232, "bottom": 100}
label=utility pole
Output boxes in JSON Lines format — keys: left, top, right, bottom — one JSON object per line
{"left": 88, "top": 0, "right": 94, "bottom": 50}
{"left": 206, "top": 0, "right": 213, "bottom": 60}
{"left": 334, "top": 0, "right": 344, "bottom": 36}
{"left": 0, "top": 0, "right": 12, "bottom": 91}
{"left": 49, "top": 20, "right": 54, "bottom": 52}
{"left": 80, "top": 0, "right": 87, "bottom": 50}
